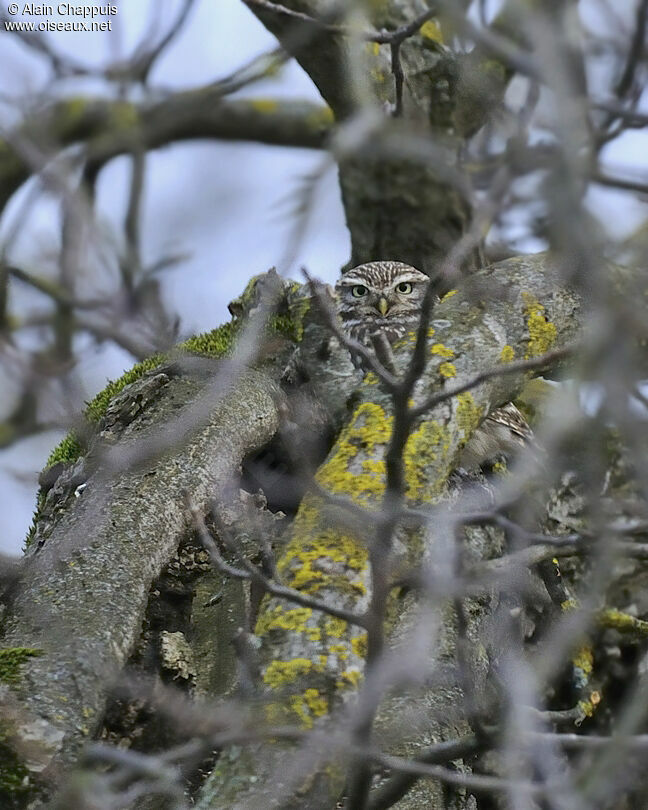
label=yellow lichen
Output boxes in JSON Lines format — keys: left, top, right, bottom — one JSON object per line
{"left": 284, "top": 687, "right": 330, "bottom": 729}
{"left": 288, "top": 695, "right": 312, "bottom": 727}
{"left": 256, "top": 605, "right": 321, "bottom": 642}
{"left": 364, "top": 372, "right": 380, "bottom": 385}
{"left": 597, "top": 608, "right": 648, "bottom": 635}
{"left": 325, "top": 617, "right": 348, "bottom": 639}
{"left": 109, "top": 100, "right": 139, "bottom": 130}
{"left": 337, "top": 669, "right": 362, "bottom": 689}
{"left": 500, "top": 345, "right": 515, "bottom": 363}
{"left": 257, "top": 382, "right": 464, "bottom": 725}
{"left": 430, "top": 343, "right": 455, "bottom": 359}
{"left": 303, "top": 688, "right": 328, "bottom": 717}
{"left": 438, "top": 362, "right": 456, "bottom": 378}
{"left": 572, "top": 644, "right": 594, "bottom": 681}
{"left": 419, "top": 19, "right": 443, "bottom": 43}
{"left": 351, "top": 634, "right": 368, "bottom": 658}
{"left": 249, "top": 98, "right": 279, "bottom": 113}
{"left": 276, "top": 527, "right": 368, "bottom": 596}
{"left": 456, "top": 393, "right": 483, "bottom": 442}
{"left": 577, "top": 690, "right": 601, "bottom": 721}
{"left": 263, "top": 658, "right": 319, "bottom": 690}
{"left": 404, "top": 420, "right": 451, "bottom": 500}
{"left": 305, "top": 402, "right": 391, "bottom": 504}
{"left": 306, "top": 105, "right": 334, "bottom": 131}
{"left": 441, "top": 289, "right": 458, "bottom": 301}
{"left": 394, "top": 330, "right": 418, "bottom": 351}
{"left": 522, "top": 293, "right": 557, "bottom": 358}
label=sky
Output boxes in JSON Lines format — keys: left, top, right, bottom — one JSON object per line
{"left": 0, "top": 0, "right": 646, "bottom": 553}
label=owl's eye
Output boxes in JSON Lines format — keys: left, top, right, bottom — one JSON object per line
{"left": 396, "top": 281, "right": 413, "bottom": 294}
{"left": 351, "top": 285, "right": 368, "bottom": 298}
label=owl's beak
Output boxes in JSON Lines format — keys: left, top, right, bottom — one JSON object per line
{"left": 377, "top": 297, "right": 389, "bottom": 316}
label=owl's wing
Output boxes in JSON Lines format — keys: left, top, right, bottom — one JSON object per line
{"left": 458, "top": 402, "right": 537, "bottom": 470}
{"left": 486, "top": 402, "right": 534, "bottom": 446}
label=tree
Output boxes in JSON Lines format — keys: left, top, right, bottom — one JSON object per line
{"left": 1, "top": 1, "right": 648, "bottom": 808}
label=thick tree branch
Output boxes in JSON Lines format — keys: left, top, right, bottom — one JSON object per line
{"left": 0, "top": 93, "right": 332, "bottom": 212}
{"left": 1, "top": 370, "right": 282, "bottom": 790}
{"left": 197, "top": 252, "right": 582, "bottom": 808}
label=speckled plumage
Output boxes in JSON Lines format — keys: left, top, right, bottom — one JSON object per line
{"left": 336, "top": 261, "right": 431, "bottom": 346}
{"left": 336, "top": 260, "right": 534, "bottom": 467}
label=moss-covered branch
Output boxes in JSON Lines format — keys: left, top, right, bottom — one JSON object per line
{"left": 0, "top": 93, "right": 332, "bottom": 213}
{"left": 1, "top": 369, "right": 282, "bottom": 794}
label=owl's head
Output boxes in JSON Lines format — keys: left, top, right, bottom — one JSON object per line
{"left": 335, "top": 261, "right": 429, "bottom": 324}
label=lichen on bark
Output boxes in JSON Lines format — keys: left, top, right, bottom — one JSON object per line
{"left": 196, "top": 253, "right": 581, "bottom": 808}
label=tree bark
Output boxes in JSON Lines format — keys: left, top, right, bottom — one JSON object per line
{"left": 1, "top": 369, "right": 282, "bottom": 794}
{"left": 196, "top": 252, "right": 581, "bottom": 808}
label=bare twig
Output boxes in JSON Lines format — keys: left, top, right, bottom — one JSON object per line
{"left": 187, "top": 496, "right": 368, "bottom": 629}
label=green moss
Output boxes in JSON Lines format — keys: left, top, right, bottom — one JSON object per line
{"left": 177, "top": 320, "right": 239, "bottom": 358}
{"left": 227, "top": 273, "right": 268, "bottom": 318}
{"left": 30, "top": 295, "right": 305, "bottom": 547}
{"left": 269, "top": 313, "right": 299, "bottom": 342}
{"left": 24, "top": 493, "right": 45, "bottom": 550}
{"left": 44, "top": 432, "right": 83, "bottom": 470}
{"left": 42, "top": 321, "right": 243, "bottom": 473}
{"left": 0, "top": 647, "right": 42, "bottom": 686}
{"left": 0, "top": 732, "right": 32, "bottom": 809}
{"left": 0, "top": 648, "right": 44, "bottom": 805}
{"left": 83, "top": 353, "right": 165, "bottom": 423}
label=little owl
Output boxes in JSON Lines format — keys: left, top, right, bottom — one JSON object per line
{"left": 335, "top": 260, "right": 533, "bottom": 468}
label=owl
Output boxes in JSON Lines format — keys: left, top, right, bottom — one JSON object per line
{"left": 335, "top": 260, "right": 533, "bottom": 468}
{"left": 336, "top": 261, "right": 431, "bottom": 347}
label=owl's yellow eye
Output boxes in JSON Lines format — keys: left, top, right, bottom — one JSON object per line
{"left": 352, "top": 285, "right": 368, "bottom": 297}
{"left": 396, "top": 282, "right": 413, "bottom": 294}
